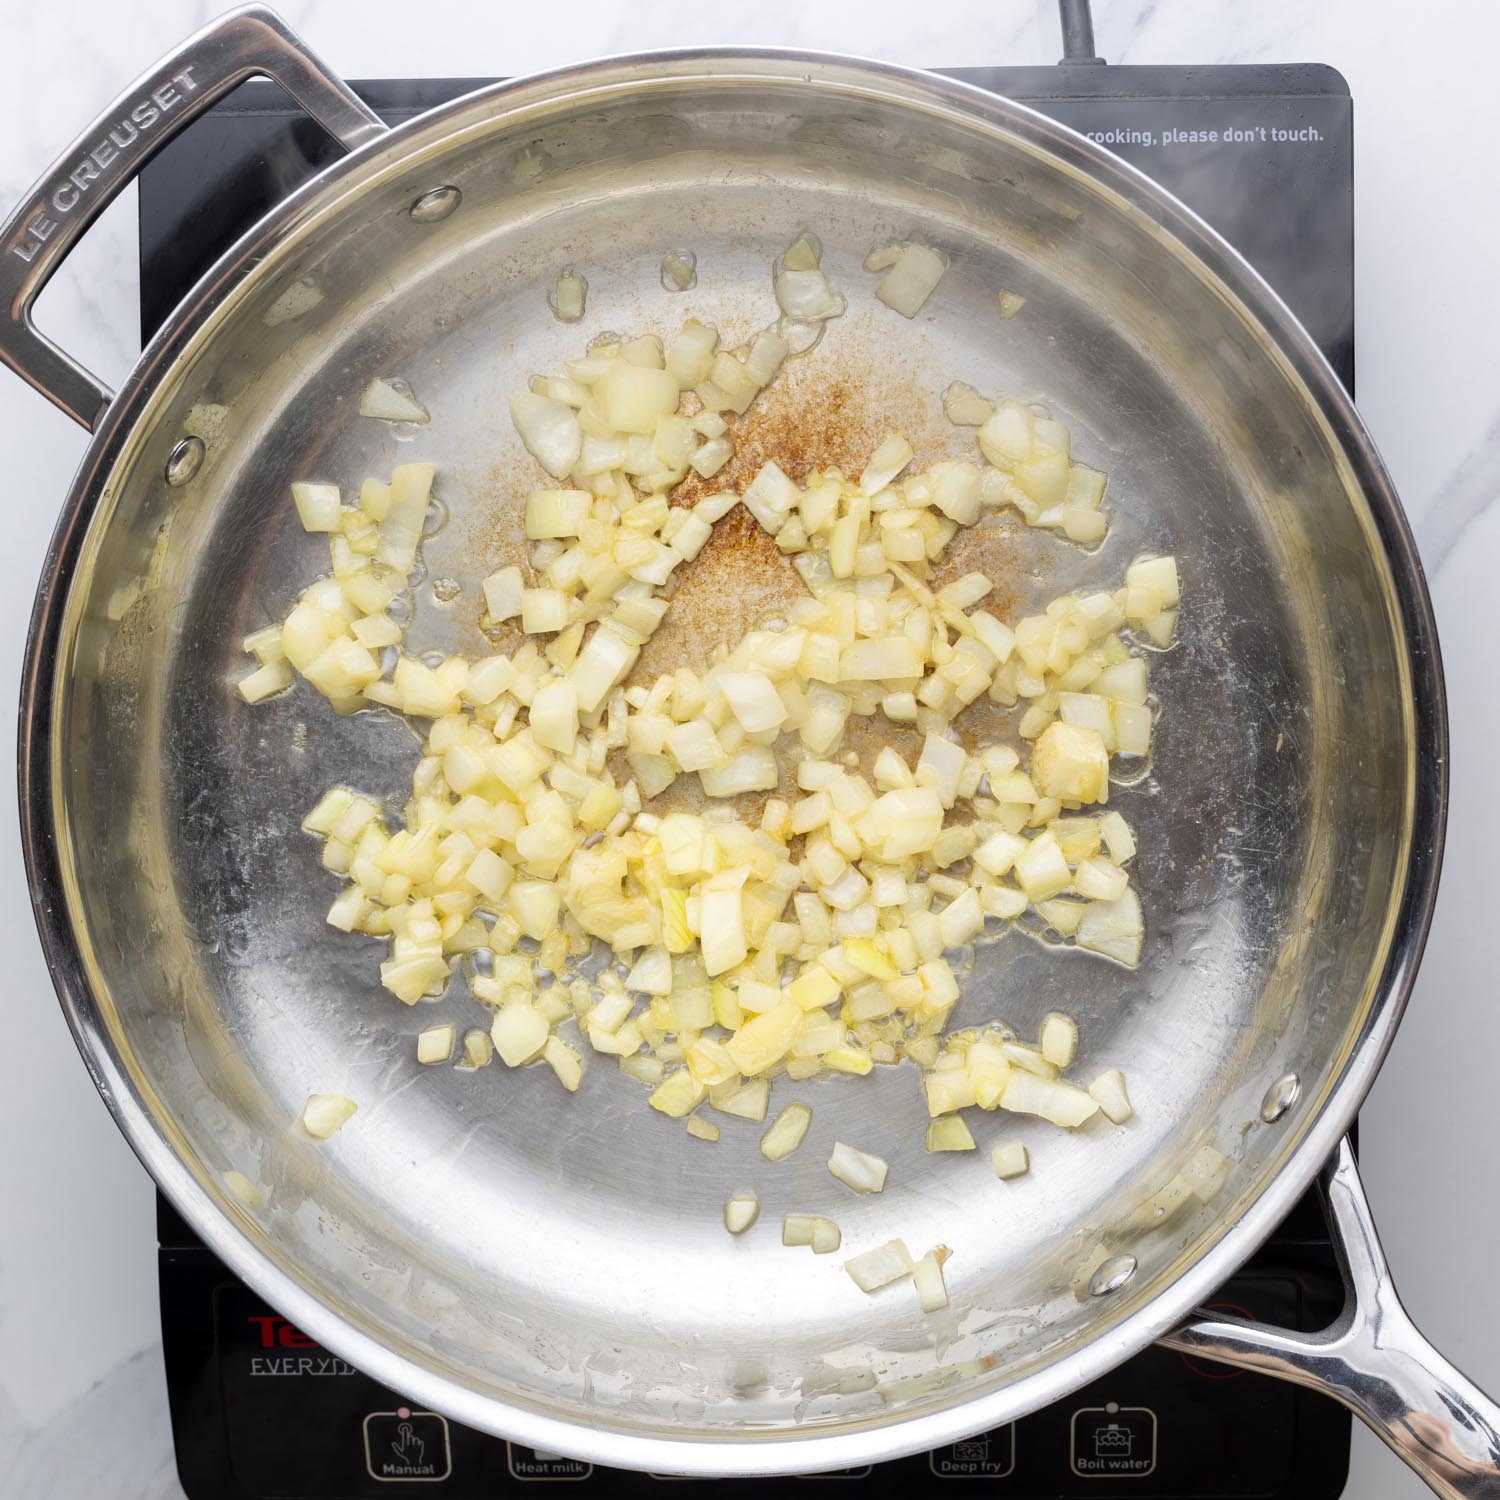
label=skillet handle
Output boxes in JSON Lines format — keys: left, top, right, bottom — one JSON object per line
{"left": 1160, "top": 1137, "right": 1500, "bottom": 1499}
{"left": 0, "top": 4, "right": 385, "bottom": 430}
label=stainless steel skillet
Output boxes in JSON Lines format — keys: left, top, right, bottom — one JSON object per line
{"left": 3, "top": 7, "right": 1491, "bottom": 1493}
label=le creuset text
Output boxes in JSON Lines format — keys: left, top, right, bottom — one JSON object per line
{"left": 6, "top": 66, "right": 199, "bottom": 264}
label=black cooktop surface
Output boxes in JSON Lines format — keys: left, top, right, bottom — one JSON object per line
{"left": 145, "top": 61, "right": 1354, "bottom": 1500}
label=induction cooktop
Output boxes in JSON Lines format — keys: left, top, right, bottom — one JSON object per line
{"left": 143, "top": 44, "right": 1356, "bottom": 1500}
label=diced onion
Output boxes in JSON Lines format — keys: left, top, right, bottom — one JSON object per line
{"left": 1039, "top": 1013, "right": 1078, "bottom": 1069}
{"left": 1000, "top": 1071, "right": 1099, "bottom": 1128}
{"left": 782, "top": 232, "right": 823, "bottom": 271}
{"left": 876, "top": 244, "right": 947, "bottom": 318}
{"left": 1075, "top": 857, "right": 1128, "bottom": 901}
{"left": 741, "top": 461, "right": 799, "bottom": 534}
{"left": 690, "top": 437, "right": 733, "bottom": 478}
{"left": 301, "top": 1092, "right": 357, "bottom": 1139}
{"left": 521, "top": 588, "right": 569, "bottom": 634}
{"left": 1089, "top": 1068, "right": 1134, "bottom": 1123}
{"left": 783, "top": 1214, "right": 841, "bottom": 1252}
{"left": 566, "top": 625, "right": 638, "bottom": 713}
{"left": 491, "top": 1005, "right": 549, "bottom": 1067}
{"left": 461, "top": 1030, "right": 493, "bottom": 1068}
{"left": 237, "top": 660, "right": 294, "bottom": 703}
{"left": 510, "top": 392, "right": 582, "bottom": 478}
{"left": 549, "top": 271, "right": 588, "bottom": 322}
{"left": 598, "top": 362, "right": 681, "bottom": 434}
{"left": 860, "top": 434, "right": 914, "bottom": 496}
{"left": 360, "top": 378, "right": 429, "bottom": 423}
{"left": 291, "top": 482, "right": 341, "bottom": 532}
{"left": 713, "top": 1078, "right": 769, "bottom": 1122}
{"left": 913, "top": 1252, "right": 949, "bottom": 1311}
{"left": 942, "top": 381, "right": 994, "bottom": 427}
{"left": 720, "top": 672, "right": 790, "bottom": 733}
{"left": 417, "top": 1024, "right": 455, "bottom": 1064}
{"left": 529, "top": 678, "right": 579, "bottom": 754}
{"left": 926, "top": 1116, "right": 975, "bottom": 1152}
{"left": 545, "top": 1036, "right": 584, "bottom": 1091}
{"left": 724, "top": 1193, "right": 760, "bottom": 1234}
{"left": 258, "top": 262, "right": 1184, "bottom": 1259}
{"left": 844, "top": 1239, "right": 913, "bottom": 1291}
{"left": 828, "top": 1141, "right": 888, "bottom": 1194}
{"left": 992, "top": 1142, "right": 1029, "bottom": 1179}
{"left": 761, "top": 1103, "right": 813, "bottom": 1161}
{"left": 1076, "top": 889, "right": 1144, "bottom": 965}
{"left": 1014, "top": 832, "right": 1071, "bottom": 902}
{"left": 1126, "top": 554, "right": 1181, "bottom": 609}
{"left": 1099, "top": 811, "right": 1136, "bottom": 863}
{"left": 525, "top": 488, "right": 590, "bottom": 539}
{"left": 649, "top": 1068, "right": 705, "bottom": 1116}
{"left": 1031, "top": 721, "right": 1110, "bottom": 805}
{"left": 700, "top": 747, "right": 778, "bottom": 798}
{"left": 929, "top": 463, "right": 982, "bottom": 523}
{"left": 667, "top": 319, "right": 719, "bottom": 385}
{"left": 774, "top": 268, "right": 846, "bottom": 323}
{"left": 782, "top": 1213, "right": 815, "bottom": 1245}
{"left": 746, "top": 328, "right": 789, "bottom": 387}
{"left": 661, "top": 250, "right": 698, "bottom": 291}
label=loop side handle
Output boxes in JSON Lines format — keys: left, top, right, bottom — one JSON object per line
{"left": 0, "top": 4, "right": 386, "bottom": 430}
{"left": 1161, "top": 1138, "right": 1500, "bottom": 1499}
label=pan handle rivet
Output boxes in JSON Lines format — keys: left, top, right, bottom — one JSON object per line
{"left": 1260, "top": 1073, "right": 1300, "bottom": 1123}
{"left": 1089, "top": 1254, "right": 1137, "bottom": 1297}
{"left": 409, "top": 186, "right": 462, "bottom": 224}
{"left": 165, "top": 435, "right": 205, "bottom": 487}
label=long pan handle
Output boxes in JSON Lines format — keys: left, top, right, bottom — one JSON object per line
{"left": 0, "top": 4, "right": 385, "bottom": 431}
{"left": 1161, "top": 1138, "right": 1500, "bottom": 1498}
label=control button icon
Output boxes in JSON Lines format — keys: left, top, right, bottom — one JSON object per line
{"left": 363, "top": 1407, "right": 453, "bottom": 1482}
{"left": 1094, "top": 1424, "right": 1132, "bottom": 1457}
{"left": 929, "top": 1426, "right": 1017, "bottom": 1478}
{"left": 507, "top": 1443, "right": 593, "bottom": 1481}
{"left": 1070, "top": 1402, "right": 1156, "bottom": 1477}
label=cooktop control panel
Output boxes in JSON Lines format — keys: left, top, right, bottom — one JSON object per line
{"left": 161, "top": 1201, "right": 1349, "bottom": 1497}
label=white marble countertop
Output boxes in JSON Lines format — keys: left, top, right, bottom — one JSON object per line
{"left": 1, "top": 2, "right": 1497, "bottom": 1495}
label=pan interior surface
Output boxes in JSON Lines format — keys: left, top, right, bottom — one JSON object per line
{"left": 41, "top": 59, "right": 1420, "bottom": 1467}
